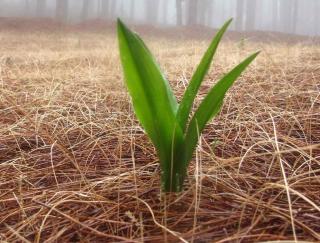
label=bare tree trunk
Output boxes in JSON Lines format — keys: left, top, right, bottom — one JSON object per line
{"left": 235, "top": 0, "right": 245, "bottom": 31}
{"left": 272, "top": 0, "right": 278, "bottom": 30}
{"left": 291, "top": 0, "right": 298, "bottom": 34}
{"left": 186, "top": 0, "right": 199, "bottom": 26}
{"left": 119, "top": 0, "right": 125, "bottom": 17}
{"left": 245, "top": 0, "right": 256, "bottom": 31}
{"left": 0, "top": 1, "right": 3, "bottom": 16}
{"left": 100, "top": 0, "right": 109, "bottom": 19}
{"left": 198, "top": 0, "right": 211, "bottom": 26}
{"left": 145, "top": 0, "right": 160, "bottom": 25}
{"left": 279, "top": 0, "right": 291, "bottom": 32}
{"left": 36, "top": 0, "right": 46, "bottom": 17}
{"left": 81, "top": 0, "right": 90, "bottom": 21}
{"left": 161, "top": 0, "right": 167, "bottom": 25}
{"left": 24, "top": 0, "right": 32, "bottom": 17}
{"left": 130, "top": 0, "right": 135, "bottom": 21}
{"left": 279, "top": 0, "right": 297, "bottom": 34}
{"left": 56, "top": 0, "right": 69, "bottom": 22}
{"left": 176, "top": 0, "right": 183, "bottom": 26}
{"left": 207, "top": 0, "right": 215, "bottom": 26}
{"left": 110, "top": 0, "right": 117, "bottom": 19}
{"left": 198, "top": 1, "right": 205, "bottom": 25}
{"left": 314, "top": 0, "right": 320, "bottom": 35}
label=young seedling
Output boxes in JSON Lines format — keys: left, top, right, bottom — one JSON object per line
{"left": 117, "top": 18, "right": 259, "bottom": 192}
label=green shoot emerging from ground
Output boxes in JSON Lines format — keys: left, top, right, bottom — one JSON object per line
{"left": 117, "top": 18, "right": 259, "bottom": 192}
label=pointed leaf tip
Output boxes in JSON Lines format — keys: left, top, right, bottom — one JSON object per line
{"left": 176, "top": 18, "right": 233, "bottom": 131}
{"left": 183, "top": 50, "right": 260, "bottom": 164}
{"left": 247, "top": 51, "right": 261, "bottom": 62}
{"left": 117, "top": 15, "right": 183, "bottom": 169}
{"left": 226, "top": 18, "right": 233, "bottom": 24}
{"left": 117, "top": 18, "right": 126, "bottom": 32}
{"left": 117, "top": 18, "right": 123, "bottom": 25}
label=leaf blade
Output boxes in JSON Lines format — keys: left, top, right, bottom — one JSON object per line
{"left": 117, "top": 19, "right": 184, "bottom": 177}
{"left": 184, "top": 51, "right": 260, "bottom": 163}
{"left": 176, "top": 18, "right": 233, "bottom": 131}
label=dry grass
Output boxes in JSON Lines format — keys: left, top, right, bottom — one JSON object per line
{"left": 0, "top": 26, "right": 319, "bottom": 242}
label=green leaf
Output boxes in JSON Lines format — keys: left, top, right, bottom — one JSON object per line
{"left": 117, "top": 19, "right": 183, "bottom": 155}
{"left": 184, "top": 51, "right": 260, "bottom": 163}
{"left": 117, "top": 17, "right": 260, "bottom": 192}
{"left": 176, "top": 18, "right": 233, "bottom": 132}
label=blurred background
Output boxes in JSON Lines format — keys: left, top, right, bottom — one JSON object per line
{"left": 0, "top": 0, "right": 319, "bottom": 36}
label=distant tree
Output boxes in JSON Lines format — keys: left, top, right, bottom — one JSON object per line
{"left": 110, "top": 0, "right": 117, "bottom": 19}
{"left": 279, "top": 0, "right": 298, "bottom": 33}
{"left": 36, "top": 0, "right": 46, "bottom": 17}
{"left": 99, "top": 0, "right": 111, "bottom": 19}
{"left": 81, "top": 0, "right": 89, "bottom": 20}
{"left": 175, "top": 0, "right": 183, "bottom": 26}
{"left": 313, "top": 0, "right": 320, "bottom": 35}
{"left": 245, "top": 0, "right": 257, "bottom": 30}
{"left": 186, "top": 0, "right": 199, "bottom": 25}
{"left": 24, "top": 0, "right": 32, "bottom": 17}
{"left": 56, "top": 0, "right": 69, "bottom": 22}
{"left": 0, "top": 1, "right": 5, "bottom": 16}
{"left": 207, "top": 0, "right": 215, "bottom": 26}
{"left": 291, "top": 0, "right": 298, "bottom": 34}
{"left": 279, "top": 0, "right": 289, "bottom": 32}
{"left": 161, "top": 1, "right": 166, "bottom": 24}
{"left": 271, "top": 0, "right": 279, "bottom": 30}
{"left": 235, "top": 0, "right": 245, "bottom": 31}
{"left": 119, "top": 0, "right": 125, "bottom": 17}
{"left": 145, "top": 0, "right": 160, "bottom": 25}
{"left": 130, "top": 0, "right": 135, "bottom": 21}
{"left": 198, "top": 0, "right": 212, "bottom": 26}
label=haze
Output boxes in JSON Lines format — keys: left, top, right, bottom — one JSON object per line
{"left": 0, "top": 0, "right": 319, "bottom": 36}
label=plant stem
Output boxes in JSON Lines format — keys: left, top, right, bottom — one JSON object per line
{"left": 161, "top": 165, "right": 186, "bottom": 192}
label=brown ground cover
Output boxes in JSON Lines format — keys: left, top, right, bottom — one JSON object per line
{"left": 0, "top": 18, "right": 319, "bottom": 242}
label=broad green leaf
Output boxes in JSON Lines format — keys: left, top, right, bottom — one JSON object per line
{"left": 117, "top": 19, "right": 183, "bottom": 160}
{"left": 176, "top": 18, "right": 233, "bottom": 132}
{"left": 184, "top": 51, "right": 260, "bottom": 163}
{"left": 117, "top": 17, "right": 260, "bottom": 192}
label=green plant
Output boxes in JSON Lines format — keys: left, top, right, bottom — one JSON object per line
{"left": 117, "top": 18, "right": 259, "bottom": 192}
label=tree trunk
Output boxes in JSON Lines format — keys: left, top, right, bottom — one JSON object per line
{"left": 81, "top": 0, "right": 90, "bottom": 21}
{"left": 235, "top": 0, "right": 245, "bottom": 31}
{"left": 279, "top": 0, "right": 291, "bottom": 32}
{"left": 24, "top": 0, "right": 31, "bottom": 17}
{"left": 207, "top": 0, "right": 215, "bottom": 26}
{"left": 291, "top": 0, "right": 298, "bottom": 34}
{"left": 198, "top": 0, "right": 211, "bottom": 26}
{"left": 100, "top": 0, "right": 109, "bottom": 19}
{"left": 176, "top": 0, "right": 183, "bottom": 26}
{"left": 245, "top": 0, "right": 256, "bottom": 31}
{"left": 186, "top": 0, "right": 199, "bottom": 26}
{"left": 279, "top": 0, "right": 298, "bottom": 34}
{"left": 272, "top": 0, "right": 278, "bottom": 30}
{"left": 119, "top": 0, "right": 125, "bottom": 17}
{"left": 56, "top": 0, "right": 69, "bottom": 22}
{"left": 36, "top": 0, "right": 46, "bottom": 17}
{"left": 145, "top": 0, "right": 160, "bottom": 25}
{"left": 110, "top": 0, "right": 117, "bottom": 19}
{"left": 130, "top": 0, "right": 135, "bottom": 21}
{"left": 314, "top": 0, "right": 320, "bottom": 35}
{"left": 161, "top": 0, "right": 167, "bottom": 25}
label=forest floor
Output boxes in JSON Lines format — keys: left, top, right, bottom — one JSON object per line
{"left": 0, "top": 19, "right": 320, "bottom": 242}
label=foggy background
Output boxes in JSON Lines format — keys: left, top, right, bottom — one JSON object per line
{"left": 0, "top": 0, "right": 319, "bottom": 36}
